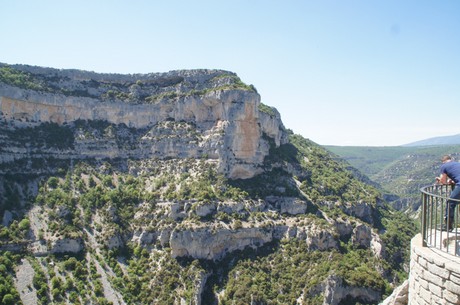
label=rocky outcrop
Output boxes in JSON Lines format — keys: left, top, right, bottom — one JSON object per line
{"left": 379, "top": 280, "right": 408, "bottom": 305}
{"left": 305, "top": 226, "right": 339, "bottom": 251}
{"left": 0, "top": 65, "right": 288, "bottom": 179}
{"left": 265, "top": 196, "right": 308, "bottom": 215}
{"left": 2, "top": 210, "right": 13, "bottom": 226}
{"left": 303, "top": 275, "right": 383, "bottom": 305}
{"left": 352, "top": 223, "right": 385, "bottom": 258}
{"left": 343, "top": 201, "right": 375, "bottom": 224}
{"left": 321, "top": 275, "right": 382, "bottom": 305}
{"left": 50, "top": 238, "right": 84, "bottom": 254}
{"left": 194, "top": 272, "right": 209, "bottom": 305}
{"left": 168, "top": 220, "right": 340, "bottom": 261}
{"left": 167, "top": 196, "right": 307, "bottom": 221}
{"left": 170, "top": 227, "right": 273, "bottom": 260}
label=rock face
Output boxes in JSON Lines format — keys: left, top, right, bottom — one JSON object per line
{"left": 168, "top": 224, "right": 342, "bottom": 261}
{"left": 266, "top": 196, "right": 308, "bottom": 215}
{"left": 379, "top": 279, "right": 408, "bottom": 305}
{"left": 351, "top": 223, "right": 385, "bottom": 258}
{"left": 321, "top": 275, "right": 382, "bottom": 305}
{"left": 170, "top": 227, "right": 273, "bottom": 260}
{"left": 2, "top": 210, "right": 13, "bottom": 226}
{"left": 50, "top": 238, "right": 84, "bottom": 254}
{"left": 0, "top": 64, "right": 287, "bottom": 179}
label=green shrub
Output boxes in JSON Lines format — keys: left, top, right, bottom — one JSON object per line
{"left": 2, "top": 294, "right": 15, "bottom": 305}
{"left": 0, "top": 66, "right": 46, "bottom": 91}
{"left": 18, "top": 218, "right": 30, "bottom": 231}
{"left": 47, "top": 177, "right": 59, "bottom": 189}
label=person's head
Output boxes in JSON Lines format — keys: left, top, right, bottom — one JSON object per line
{"left": 442, "top": 155, "right": 453, "bottom": 163}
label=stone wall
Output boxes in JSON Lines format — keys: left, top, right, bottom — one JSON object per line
{"left": 408, "top": 234, "right": 460, "bottom": 305}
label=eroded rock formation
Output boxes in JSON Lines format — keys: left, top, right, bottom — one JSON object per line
{"left": 0, "top": 64, "right": 287, "bottom": 179}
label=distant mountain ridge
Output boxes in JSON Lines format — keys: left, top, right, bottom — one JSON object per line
{"left": 403, "top": 134, "right": 460, "bottom": 147}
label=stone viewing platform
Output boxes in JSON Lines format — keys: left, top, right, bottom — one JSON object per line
{"left": 402, "top": 184, "right": 460, "bottom": 305}
{"left": 424, "top": 228, "right": 460, "bottom": 256}
{"left": 409, "top": 234, "right": 460, "bottom": 304}
{"left": 383, "top": 185, "right": 460, "bottom": 305}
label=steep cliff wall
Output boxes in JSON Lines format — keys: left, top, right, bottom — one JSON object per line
{"left": 0, "top": 64, "right": 287, "bottom": 179}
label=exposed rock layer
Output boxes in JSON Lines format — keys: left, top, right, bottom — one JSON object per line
{"left": 0, "top": 65, "right": 287, "bottom": 179}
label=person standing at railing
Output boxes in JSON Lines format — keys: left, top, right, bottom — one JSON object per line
{"left": 435, "top": 155, "right": 460, "bottom": 231}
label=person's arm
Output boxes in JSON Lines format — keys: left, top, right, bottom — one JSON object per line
{"left": 436, "top": 173, "right": 449, "bottom": 184}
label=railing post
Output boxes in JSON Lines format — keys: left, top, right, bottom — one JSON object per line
{"left": 422, "top": 190, "right": 427, "bottom": 247}
{"left": 420, "top": 184, "right": 460, "bottom": 256}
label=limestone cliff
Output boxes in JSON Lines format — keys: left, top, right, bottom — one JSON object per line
{"left": 0, "top": 63, "right": 287, "bottom": 179}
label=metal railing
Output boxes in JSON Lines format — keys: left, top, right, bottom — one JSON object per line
{"left": 421, "top": 184, "right": 460, "bottom": 256}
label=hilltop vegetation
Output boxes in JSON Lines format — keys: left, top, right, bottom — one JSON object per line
{"left": 0, "top": 64, "right": 257, "bottom": 103}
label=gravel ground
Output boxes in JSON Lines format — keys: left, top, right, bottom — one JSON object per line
{"left": 15, "top": 258, "right": 37, "bottom": 305}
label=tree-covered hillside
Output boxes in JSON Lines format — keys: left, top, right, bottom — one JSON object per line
{"left": 0, "top": 129, "right": 417, "bottom": 305}
{"left": 326, "top": 144, "right": 460, "bottom": 213}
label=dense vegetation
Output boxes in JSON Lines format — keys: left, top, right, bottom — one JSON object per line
{"left": 0, "top": 126, "right": 418, "bottom": 304}
{"left": 1, "top": 122, "right": 74, "bottom": 149}
{"left": 325, "top": 146, "right": 415, "bottom": 177}
{"left": 0, "top": 251, "right": 22, "bottom": 305}
{"left": 218, "top": 242, "right": 386, "bottom": 305}
{"left": 0, "top": 66, "right": 47, "bottom": 91}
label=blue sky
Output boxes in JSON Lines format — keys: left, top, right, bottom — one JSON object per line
{"left": 1, "top": 1, "right": 459, "bottom": 146}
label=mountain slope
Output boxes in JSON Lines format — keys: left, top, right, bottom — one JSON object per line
{"left": 403, "top": 133, "right": 460, "bottom": 147}
{"left": 326, "top": 145, "right": 460, "bottom": 212}
{"left": 0, "top": 64, "right": 416, "bottom": 305}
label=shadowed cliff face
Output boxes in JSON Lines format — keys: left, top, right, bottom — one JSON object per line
{"left": 0, "top": 64, "right": 287, "bottom": 179}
